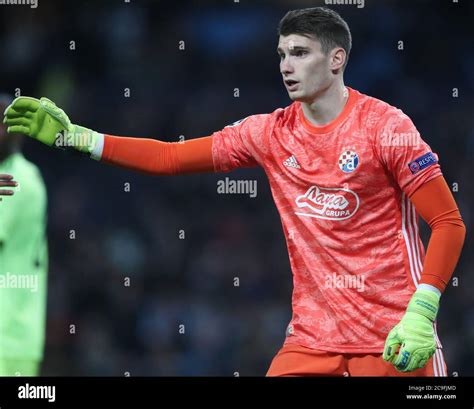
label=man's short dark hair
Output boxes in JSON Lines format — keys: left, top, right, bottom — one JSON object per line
{"left": 278, "top": 7, "right": 352, "bottom": 69}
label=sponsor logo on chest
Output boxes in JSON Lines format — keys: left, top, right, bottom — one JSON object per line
{"left": 295, "top": 185, "right": 359, "bottom": 221}
{"left": 282, "top": 149, "right": 361, "bottom": 221}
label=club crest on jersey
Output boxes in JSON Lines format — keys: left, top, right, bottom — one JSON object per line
{"left": 295, "top": 185, "right": 359, "bottom": 221}
{"left": 338, "top": 150, "right": 359, "bottom": 173}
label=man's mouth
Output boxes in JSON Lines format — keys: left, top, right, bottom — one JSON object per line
{"left": 284, "top": 79, "right": 299, "bottom": 90}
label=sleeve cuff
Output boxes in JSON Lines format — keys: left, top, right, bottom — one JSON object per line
{"left": 418, "top": 283, "right": 442, "bottom": 297}
{"left": 90, "top": 133, "right": 105, "bottom": 161}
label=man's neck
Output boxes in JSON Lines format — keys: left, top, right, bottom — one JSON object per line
{"left": 301, "top": 82, "right": 349, "bottom": 127}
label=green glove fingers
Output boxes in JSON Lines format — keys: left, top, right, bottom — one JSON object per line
{"left": 382, "top": 329, "right": 401, "bottom": 363}
{"left": 3, "top": 96, "right": 100, "bottom": 154}
{"left": 2, "top": 107, "right": 34, "bottom": 120}
{"left": 4, "top": 96, "right": 62, "bottom": 146}
{"left": 3, "top": 98, "right": 33, "bottom": 137}
{"left": 383, "top": 289, "right": 440, "bottom": 372}
{"left": 3, "top": 96, "right": 40, "bottom": 114}
{"left": 3, "top": 117, "right": 32, "bottom": 137}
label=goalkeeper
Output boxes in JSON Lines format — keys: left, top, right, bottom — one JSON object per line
{"left": 4, "top": 7, "right": 465, "bottom": 376}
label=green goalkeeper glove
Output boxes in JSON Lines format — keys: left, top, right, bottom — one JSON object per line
{"left": 383, "top": 288, "right": 440, "bottom": 372}
{"left": 3, "top": 96, "right": 100, "bottom": 155}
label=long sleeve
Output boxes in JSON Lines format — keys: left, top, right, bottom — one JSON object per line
{"left": 101, "top": 134, "right": 215, "bottom": 175}
{"left": 410, "top": 176, "right": 466, "bottom": 292}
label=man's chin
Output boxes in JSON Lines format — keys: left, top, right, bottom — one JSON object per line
{"left": 287, "top": 91, "right": 305, "bottom": 102}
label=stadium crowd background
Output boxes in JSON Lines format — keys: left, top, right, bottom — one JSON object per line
{"left": 0, "top": 0, "right": 472, "bottom": 375}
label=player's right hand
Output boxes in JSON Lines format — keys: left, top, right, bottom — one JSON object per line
{"left": 382, "top": 289, "right": 439, "bottom": 372}
{"left": 3, "top": 96, "right": 72, "bottom": 147}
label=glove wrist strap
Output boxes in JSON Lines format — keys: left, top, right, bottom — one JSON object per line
{"left": 54, "top": 125, "right": 100, "bottom": 154}
{"left": 406, "top": 289, "right": 440, "bottom": 322}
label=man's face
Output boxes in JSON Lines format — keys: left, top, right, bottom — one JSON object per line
{"left": 278, "top": 34, "right": 333, "bottom": 103}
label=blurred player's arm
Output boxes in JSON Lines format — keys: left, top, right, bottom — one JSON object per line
{"left": 0, "top": 174, "right": 17, "bottom": 200}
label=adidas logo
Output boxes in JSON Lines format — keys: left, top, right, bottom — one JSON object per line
{"left": 283, "top": 155, "right": 301, "bottom": 169}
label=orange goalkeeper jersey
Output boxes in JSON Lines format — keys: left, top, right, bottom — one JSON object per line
{"left": 211, "top": 87, "right": 443, "bottom": 353}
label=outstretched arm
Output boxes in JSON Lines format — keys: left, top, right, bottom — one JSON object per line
{"left": 98, "top": 134, "right": 214, "bottom": 175}
{"left": 3, "top": 97, "right": 215, "bottom": 175}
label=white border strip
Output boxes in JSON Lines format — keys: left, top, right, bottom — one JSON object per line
{"left": 401, "top": 193, "right": 418, "bottom": 286}
{"left": 405, "top": 196, "right": 421, "bottom": 281}
{"left": 410, "top": 200, "right": 424, "bottom": 277}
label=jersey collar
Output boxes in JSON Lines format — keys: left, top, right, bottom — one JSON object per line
{"left": 298, "top": 87, "right": 358, "bottom": 134}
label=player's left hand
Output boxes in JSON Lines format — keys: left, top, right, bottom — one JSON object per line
{"left": 0, "top": 174, "right": 18, "bottom": 200}
{"left": 383, "top": 289, "right": 440, "bottom": 372}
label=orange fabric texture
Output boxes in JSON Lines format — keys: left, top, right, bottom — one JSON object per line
{"left": 266, "top": 344, "right": 447, "bottom": 377}
{"left": 411, "top": 176, "right": 466, "bottom": 292}
{"left": 102, "top": 134, "right": 215, "bottom": 175}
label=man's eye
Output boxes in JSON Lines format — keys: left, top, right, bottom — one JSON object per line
{"left": 295, "top": 51, "right": 308, "bottom": 57}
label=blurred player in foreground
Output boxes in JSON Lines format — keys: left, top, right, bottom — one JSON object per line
{"left": 3, "top": 8, "right": 465, "bottom": 376}
{"left": 0, "top": 94, "right": 48, "bottom": 376}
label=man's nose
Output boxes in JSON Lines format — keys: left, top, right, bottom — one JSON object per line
{"left": 280, "top": 58, "right": 294, "bottom": 75}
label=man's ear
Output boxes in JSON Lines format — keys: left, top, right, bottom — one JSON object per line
{"left": 330, "top": 47, "right": 347, "bottom": 72}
